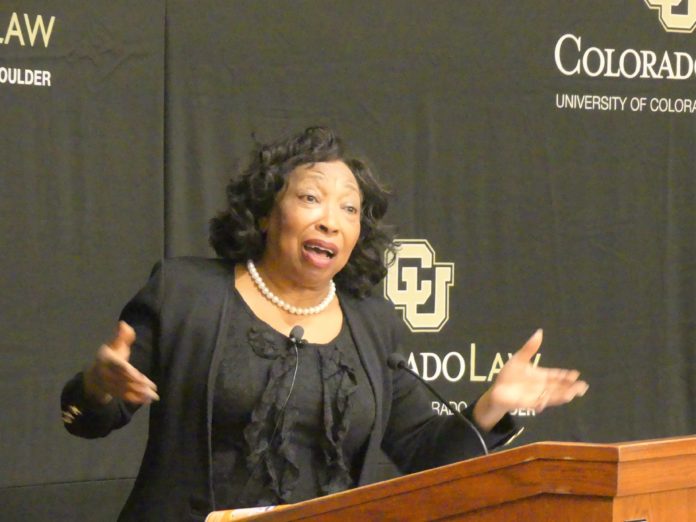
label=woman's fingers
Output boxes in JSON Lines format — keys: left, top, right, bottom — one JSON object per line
{"left": 514, "top": 329, "right": 544, "bottom": 363}
{"left": 99, "top": 365, "right": 160, "bottom": 404}
{"left": 493, "top": 330, "right": 589, "bottom": 414}
{"left": 93, "top": 335, "right": 159, "bottom": 403}
{"left": 536, "top": 371, "right": 588, "bottom": 409}
{"left": 107, "top": 377, "right": 159, "bottom": 404}
{"left": 506, "top": 365, "right": 587, "bottom": 413}
{"left": 97, "top": 344, "right": 153, "bottom": 386}
{"left": 556, "top": 379, "right": 589, "bottom": 401}
{"left": 84, "top": 322, "right": 158, "bottom": 405}
{"left": 108, "top": 321, "right": 136, "bottom": 358}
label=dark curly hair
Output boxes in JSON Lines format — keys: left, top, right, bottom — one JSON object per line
{"left": 210, "top": 126, "right": 395, "bottom": 298}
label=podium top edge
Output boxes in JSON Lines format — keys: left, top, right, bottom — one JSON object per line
{"left": 499, "top": 434, "right": 696, "bottom": 462}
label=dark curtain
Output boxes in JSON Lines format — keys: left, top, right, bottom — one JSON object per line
{"left": 1, "top": 1, "right": 694, "bottom": 520}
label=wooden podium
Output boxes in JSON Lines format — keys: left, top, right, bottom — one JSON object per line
{"left": 211, "top": 436, "right": 696, "bottom": 521}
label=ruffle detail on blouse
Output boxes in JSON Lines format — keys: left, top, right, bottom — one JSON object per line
{"left": 242, "top": 325, "right": 300, "bottom": 505}
{"left": 318, "top": 344, "right": 357, "bottom": 495}
{"left": 241, "top": 324, "right": 357, "bottom": 505}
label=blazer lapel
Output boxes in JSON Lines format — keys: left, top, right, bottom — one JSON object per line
{"left": 339, "top": 293, "right": 388, "bottom": 486}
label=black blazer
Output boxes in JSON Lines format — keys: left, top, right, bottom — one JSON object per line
{"left": 62, "top": 258, "right": 516, "bottom": 521}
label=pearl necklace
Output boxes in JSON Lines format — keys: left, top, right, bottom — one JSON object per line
{"left": 247, "top": 259, "right": 336, "bottom": 315}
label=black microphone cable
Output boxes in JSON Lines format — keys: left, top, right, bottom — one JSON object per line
{"left": 237, "top": 325, "right": 305, "bottom": 505}
{"left": 387, "top": 352, "right": 489, "bottom": 456}
{"left": 265, "top": 326, "right": 304, "bottom": 445}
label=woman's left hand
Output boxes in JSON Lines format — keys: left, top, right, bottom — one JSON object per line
{"left": 491, "top": 328, "right": 588, "bottom": 412}
{"left": 473, "top": 329, "right": 589, "bottom": 431}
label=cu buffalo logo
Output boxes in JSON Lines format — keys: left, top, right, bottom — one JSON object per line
{"left": 384, "top": 239, "right": 454, "bottom": 333}
{"left": 645, "top": 0, "right": 696, "bottom": 33}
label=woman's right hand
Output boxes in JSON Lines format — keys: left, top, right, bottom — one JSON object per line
{"left": 83, "top": 321, "right": 159, "bottom": 405}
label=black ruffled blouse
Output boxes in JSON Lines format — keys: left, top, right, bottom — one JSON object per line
{"left": 211, "top": 290, "right": 376, "bottom": 509}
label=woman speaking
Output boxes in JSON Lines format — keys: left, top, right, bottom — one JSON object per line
{"left": 61, "top": 127, "right": 588, "bottom": 521}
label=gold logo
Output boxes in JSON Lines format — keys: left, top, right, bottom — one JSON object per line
{"left": 645, "top": 0, "right": 696, "bottom": 33}
{"left": 384, "top": 239, "right": 454, "bottom": 333}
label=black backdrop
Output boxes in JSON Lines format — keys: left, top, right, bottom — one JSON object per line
{"left": 2, "top": 1, "right": 695, "bottom": 520}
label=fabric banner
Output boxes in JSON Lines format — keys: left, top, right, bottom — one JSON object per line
{"left": 164, "top": 0, "right": 696, "bottom": 446}
{"left": 0, "top": 1, "right": 164, "bottom": 519}
{"left": 1, "top": 1, "right": 694, "bottom": 520}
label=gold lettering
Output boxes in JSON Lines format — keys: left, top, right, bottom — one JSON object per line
{"left": 487, "top": 352, "right": 505, "bottom": 382}
{"left": 469, "top": 343, "right": 486, "bottom": 382}
{"left": 24, "top": 14, "right": 56, "bottom": 48}
{"left": 384, "top": 239, "right": 454, "bottom": 333}
{"left": 645, "top": 0, "right": 696, "bottom": 33}
{"left": 531, "top": 353, "right": 541, "bottom": 367}
{"left": 4, "top": 12, "right": 25, "bottom": 46}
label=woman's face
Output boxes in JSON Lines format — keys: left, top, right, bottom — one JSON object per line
{"left": 262, "top": 160, "right": 362, "bottom": 288}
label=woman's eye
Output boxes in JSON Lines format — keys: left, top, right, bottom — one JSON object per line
{"left": 344, "top": 205, "right": 359, "bottom": 214}
{"left": 301, "top": 194, "right": 318, "bottom": 203}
